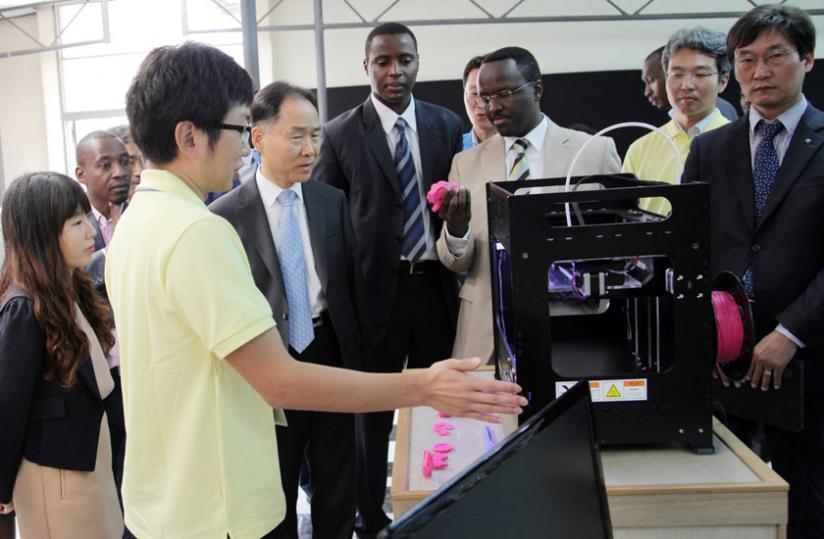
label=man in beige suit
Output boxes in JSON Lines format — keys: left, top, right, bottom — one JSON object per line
{"left": 436, "top": 46, "right": 621, "bottom": 361}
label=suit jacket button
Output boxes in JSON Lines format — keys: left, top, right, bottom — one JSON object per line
{"left": 751, "top": 244, "right": 761, "bottom": 253}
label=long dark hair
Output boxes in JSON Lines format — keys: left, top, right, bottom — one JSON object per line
{"left": 0, "top": 172, "right": 114, "bottom": 387}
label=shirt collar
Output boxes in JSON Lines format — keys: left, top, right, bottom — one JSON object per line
{"left": 137, "top": 169, "right": 205, "bottom": 207}
{"left": 370, "top": 93, "right": 418, "bottom": 136}
{"left": 749, "top": 94, "right": 807, "bottom": 138}
{"left": 503, "top": 115, "right": 549, "bottom": 153}
{"left": 90, "top": 204, "right": 107, "bottom": 226}
{"left": 670, "top": 109, "right": 721, "bottom": 139}
{"left": 255, "top": 167, "right": 304, "bottom": 208}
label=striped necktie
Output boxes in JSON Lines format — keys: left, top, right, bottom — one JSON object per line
{"left": 509, "top": 138, "right": 530, "bottom": 182}
{"left": 394, "top": 118, "right": 426, "bottom": 262}
{"left": 276, "top": 189, "right": 314, "bottom": 353}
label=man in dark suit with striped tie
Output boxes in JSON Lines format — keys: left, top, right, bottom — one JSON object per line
{"left": 312, "top": 22, "right": 463, "bottom": 538}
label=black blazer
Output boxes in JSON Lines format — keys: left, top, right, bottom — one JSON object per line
{"left": 209, "top": 177, "right": 364, "bottom": 371}
{"left": 0, "top": 293, "right": 107, "bottom": 503}
{"left": 311, "top": 97, "right": 463, "bottom": 343}
{"left": 683, "top": 104, "right": 824, "bottom": 385}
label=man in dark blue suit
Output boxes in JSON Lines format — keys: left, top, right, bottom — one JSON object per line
{"left": 210, "top": 82, "right": 364, "bottom": 539}
{"left": 311, "top": 22, "right": 463, "bottom": 537}
{"left": 683, "top": 5, "right": 824, "bottom": 537}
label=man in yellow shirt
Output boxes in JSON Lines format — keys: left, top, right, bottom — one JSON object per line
{"left": 106, "top": 43, "right": 525, "bottom": 539}
{"left": 623, "top": 27, "right": 731, "bottom": 215}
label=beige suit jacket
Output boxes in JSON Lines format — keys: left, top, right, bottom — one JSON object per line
{"left": 436, "top": 120, "right": 621, "bottom": 360}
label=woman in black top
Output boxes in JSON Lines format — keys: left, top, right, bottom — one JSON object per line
{"left": 0, "top": 172, "right": 123, "bottom": 538}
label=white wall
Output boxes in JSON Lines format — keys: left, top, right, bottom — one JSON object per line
{"left": 0, "top": 11, "right": 51, "bottom": 189}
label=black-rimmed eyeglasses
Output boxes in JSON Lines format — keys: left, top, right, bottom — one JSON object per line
{"left": 476, "top": 80, "right": 538, "bottom": 108}
{"left": 219, "top": 123, "right": 252, "bottom": 147}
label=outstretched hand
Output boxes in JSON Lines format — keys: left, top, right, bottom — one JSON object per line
{"left": 422, "top": 357, "right": 526, "bottom": 423}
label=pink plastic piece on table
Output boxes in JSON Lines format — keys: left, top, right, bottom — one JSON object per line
{"left": 421, "top": 450, "right": 434, "bottom": 478}
{"left": 425, "top": 181, "right": 461, "bottom": 212}
{"left": 433, "top": 422, "right": 454, "bottom": 430}
{"left": 437, "top": 411, "right": 452, "bottom": 418}
{"left": 432, "top": 453, "right": 449, "bottom": 469}
{"left": 433, "top": 443, "right": 453, "bottom": 453}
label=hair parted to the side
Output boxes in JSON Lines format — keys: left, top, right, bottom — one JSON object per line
{"left": 365, "top": 22, "right": 418, "bottom": 57}
{"left": 662, "top": 26, "right": 731, "bottom": 76}
{"left": 482, "top": 46, "right": 542, "bottom": 83}
{"left": 462, "top": 55, "right": 485, "bottom": 86}
{"left": 0, "top": 172, "right": 114, "bottom": 388}
{"left": 125, "top": 42, "right": 254, "bottom": 165}
{"left": 252, "top": 81, "right": 317, "bottom": 125}
{"left": 727, "top": 4, "right": 815, "bottom": 60}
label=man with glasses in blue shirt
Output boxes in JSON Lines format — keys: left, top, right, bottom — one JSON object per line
{"left": 435, "top": 46, "right": 621, "bottom": 362}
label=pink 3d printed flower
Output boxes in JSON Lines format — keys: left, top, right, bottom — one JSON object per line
{"left": 425, "top": 181, "right": 461, "bottom": 212}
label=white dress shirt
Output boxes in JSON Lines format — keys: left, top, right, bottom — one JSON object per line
{"left": 370, "top": 93, "right": 437, "bottom": 261}
{"left": 503, "top": 115, "right": 550, "bottom": 179}
{"left": 256, "top": 169, "right": 327, "bottom": 318}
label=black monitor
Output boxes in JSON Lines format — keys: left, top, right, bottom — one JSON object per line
{"left": 380, "top": 380, "right": 612, "bottom": 538}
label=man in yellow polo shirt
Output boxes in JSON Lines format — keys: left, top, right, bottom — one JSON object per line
{"left": 106, "top": 43, "right": 526, "bottom": 539}
{"left": 623, "top": 27, "right": 732, "bottom": 216}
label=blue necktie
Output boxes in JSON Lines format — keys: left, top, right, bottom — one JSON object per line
{"left": 276, "top": 190, "right": 314, "bottom": 353}
{"left": 743, "top": 120, "right": 785, "bottom": 298}
{"left": 394, "top": 118, "right": 426, "bottom": 262}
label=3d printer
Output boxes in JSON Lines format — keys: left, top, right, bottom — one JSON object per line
{"left": 487, "top": 174, "right": 715, "bottom": 452}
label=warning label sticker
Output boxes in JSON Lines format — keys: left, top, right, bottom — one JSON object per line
{"left": 555, "top": 379, "right": 647, "bottom": 402}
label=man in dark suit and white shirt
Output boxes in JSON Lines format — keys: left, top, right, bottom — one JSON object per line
{"left": 682, "top": 5, "right": 824, "bottom": 537}
{"left": 311, "top": 22, "right": 463, "bottom": 537}
{"left": 210, "top": 82, "right": 363, "bottom": 539}
{"left": 74, "top": 130, "right": 131, "bottom": 500}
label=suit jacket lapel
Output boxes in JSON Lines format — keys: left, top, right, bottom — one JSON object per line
{"left": 724, "top": 118, "right": 757, "bottom": 234}
{"left": 90, "top": 214, "right": 106, "bottom": 251}
{"left": 362, "top": 97, "right": 401, "bottom": 198}
{"left": 757, "top": 106, "right": 824, "bottom": 232}
{"left": 235, "top": 177, "right": 287, "bottom": 309}
{"left": 302, "top": 182, "right": 328, "bottom": 291}
{"left": 416, "top": 105, "right": 437, "bottom": 190}
{"left": 542, "top": 120, "right": 573, "bottom": 178}
{"left": 480, "top": 135, "right": 506, "bottom": 183}
{"left": 77, "top": 359, "right": 100, "bottom": 400}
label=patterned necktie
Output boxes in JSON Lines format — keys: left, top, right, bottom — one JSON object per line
{"left": 394, "top": 118, "right": 426, "bottom": 262}
{"left": 743, "top": 120, "right": 785, "bottom": 298}
{"left": 275, "top": 190, "right": 314, "bottom": 353}
{"left": 508, "top": 138, "right": 530, "bottom": 182}
{"left": 753, "top": 120, "right": 784, "bottom": 219}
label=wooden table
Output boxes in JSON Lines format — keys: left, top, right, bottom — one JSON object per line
{"left": 392, "top": 388, "right": 788, "bottom": 538}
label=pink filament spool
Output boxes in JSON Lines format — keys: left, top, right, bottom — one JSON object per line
{"left": 712, "top": 290, "right": 745, "bottom": 363}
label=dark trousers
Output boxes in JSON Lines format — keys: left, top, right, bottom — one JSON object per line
{"left": 355, "top": 264, "right": 454, "bottom": 535}
{"left": 768, "top": 391, "right": 824, "bottom": 539}
{"left": 725, "top": 391, "right": 824, "bottom": 538}
{"left": 278, "top": 314, "right": 356, "bottom": 539}
{"left": 106, "top": 366, "right": 126, "bottom": 508}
